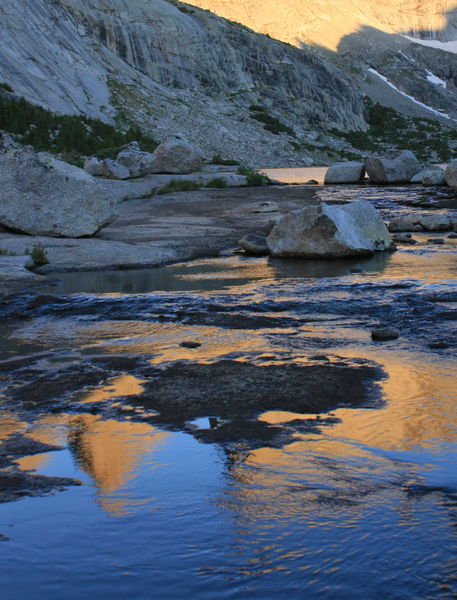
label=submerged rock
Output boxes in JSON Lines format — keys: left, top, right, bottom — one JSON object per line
{"left": 371, "top": 328, "right": 400, "bottom": 341}
{"left": 267, "top": 200, "right": 393, "bottom": 258}
{"left": 238, "top": 234, "right": 269, "bottom": 255}
{"left": 365, "top": 150, "right": 421, "bottom": 184}
{"left": 324, "top": 161, "right": 365, "bottom": 184}
{"left": 0, "top": 135, "right": 119, "bottom": 237}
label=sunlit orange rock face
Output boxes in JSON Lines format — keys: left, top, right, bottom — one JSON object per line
{"left": 188, "top": 0, "right": 457, "bottom": 50}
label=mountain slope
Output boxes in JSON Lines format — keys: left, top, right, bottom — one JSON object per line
{"left": 189, "top": 0, "right": 457, "bottom": 122}
{"left": 0, "top": 0, "right": 367, "bottom": 166}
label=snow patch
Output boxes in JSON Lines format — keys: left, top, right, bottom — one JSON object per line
{"left": 425, "top": 70, "right": 447, "bottom": 88}
{"left": 402, "top": 36, "right": 457, "bottom": 54}
{"left": 367, "top": 68, "right": 453, "bottom": 121}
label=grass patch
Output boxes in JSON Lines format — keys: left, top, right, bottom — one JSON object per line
{"left": 0, "top": 94, "right": 157, "bottom": 164}
{"left": 211, "top": 152, "right": 240, "bottom": 166}
{"left": 237, "top": 166, "right": 270, "bottom": 186}
{"left": 25, "top": 245, "right": 49, "bottom": 268}
{"left": 205, "top": 177, "right": 228, "bottom": 188}
{"left": 157, "top": 179, "right": 203, "bottom": 194}
{"left": 248, "top": 106, "right": 296, "bottom": 137}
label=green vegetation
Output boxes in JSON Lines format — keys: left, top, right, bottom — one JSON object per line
{"left": 0, "top": 82, "right": 13, "bottom": 93}
{"left": 25, "top": 245, "right": 49, "bottom": 268}
{"left": 211, "top": 152, "right": 240, "bottom": 166}
{"left": 0, "top": 94, "right": 157, "bottom": 164}
{"left": 331, "top": 98, "right": 457, "bottom": 162}
{"left": 237, "top": 166, "right": 270, "bottom": 186}
{"left": 248, "top": 105, "right": 296, "bottom": 137}
{"left": 205, "top": 177, "right": 228, "bottom": 188}
{"left": 0, "top": 248, "right": 13, "bottom": 256}
{"left": 157, "top": 179, "right": 203, "bottom": 194}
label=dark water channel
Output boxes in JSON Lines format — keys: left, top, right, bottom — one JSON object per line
{"left": 0, "top": 184, "right": 456, "bottom": 599}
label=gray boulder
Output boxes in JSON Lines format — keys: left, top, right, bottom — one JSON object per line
{"left": 445, "top": 160, "right": 457, "bottom": 192}
{"left": 0, "top": 136, "right": 118, "bottom": 237}
{"left": 324, "top": 161, "right": 365, "bottom": 184}
{"left": 84, "top": 156, "right": 130, "bottom": 180}
{"left": 365, "top": 150, "right": 421, "bottom": 183}
{"left": 267, "top": 200, "right": 393, "bottom": 258}
{"left": 421, "top": 167, "right": 446, "bottom": 186}
{"left": 388, "top": 213, "right": 452, "bottom": 232}
{"left": 117, "top": 142, "right": 158, "bottom": 178}
{"left": 150, "top": 135, "right": 204, "bottom": 174}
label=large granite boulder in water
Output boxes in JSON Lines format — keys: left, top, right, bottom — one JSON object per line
{"left": 324, "top": 161, "right": 365, "bottom": 184}
{"left": 445, "top": 160, "right": 457, "bottom": 193}
{"left": 150, "top": 135, "right": 205, "bottom": 174}
{"left": 365, "top": 150, "right": 421, "bottom": 183}
{"left": 0, "top": 136, "right": 118, "bottom": 237}
{"left": 267, "top": 200, "right": 393, "bottom": 258}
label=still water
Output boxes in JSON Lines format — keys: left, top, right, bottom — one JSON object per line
{"left": 0, "top": 187, "right": 456, "bottom": 599}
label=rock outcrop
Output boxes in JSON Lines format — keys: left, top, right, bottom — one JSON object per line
{"left": 365, "top": 150, "right": 421, "bottom": 183}
{"left": 0, "top": 136, "right": 118, "bottom": 237}
{"left": 267, "top": 200, "right": 393, "bottom": 258}
{"left": 324, "top": 162, "right": 365, "bottom": 184}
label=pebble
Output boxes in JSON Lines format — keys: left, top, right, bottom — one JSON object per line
{"left": 447, "top": 232, "right": 457, "bottom": 239}
{"left": 428, "top": 238, "right": 445, "bottom": 244}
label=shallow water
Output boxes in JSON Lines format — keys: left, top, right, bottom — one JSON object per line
{"left": 0, "top": 185, "right": 456, "bottom": 599}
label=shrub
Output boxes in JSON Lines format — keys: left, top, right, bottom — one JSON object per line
{"left": 211, "top": 152, "right": 240, "bottom": 166}
{"left": 205, "top": 177, "right": 228, "bottom": 188}
{"left": 237, "top": 166, "right": 270, "bottom": 186}
{"left": 248, "top": 105, "right": 296, "bottom": 137}
{"left": 0, "top": 94, "right": 157, "bottom": 163}
{"left": 25, "top": 245, "right": 49, "bottom": 267}
{"left": 157, "top": 179, "right": 203, "bottom": 194}
{"left": 0, "top": 82, "right": 13, "bottom": 93}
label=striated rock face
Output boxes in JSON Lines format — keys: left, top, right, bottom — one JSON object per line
{"left": 0, "top": 0, "right": 366, "bottom": 167}
{"left": 0, "top": 136, "right": 119, "bottom": 237}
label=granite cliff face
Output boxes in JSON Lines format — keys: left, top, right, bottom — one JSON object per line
{"left": 0, "top": 0, "right": 366, "bottom": 166}
{"left": 189, "top": 0, "right": 457, "bottom": 122}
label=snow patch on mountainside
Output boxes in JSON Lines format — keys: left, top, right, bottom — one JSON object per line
{"left": 403, "top": 36, "right": 457, "bottom": 54}
{"left": 368, "top": 68, "right": 453, "bottom": 120}
{"left": 426, "top": 70, "right": 447, "bottom": 88}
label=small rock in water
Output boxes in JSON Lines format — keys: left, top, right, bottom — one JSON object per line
{"left": 429, "top": 340, "right": 450, "bottom": 349}
{"left": 392, "top": 233, "right": 417, "bottom": 245}
{"left": 180, "top": 341, "right": 202, "bottom": 349}
{"left": 428, "top": 238, "right": 445, "bottom": 244}
{"left": 447, "top": 232, "right": 457, "bottom": 239}
{"left": 371, "top": 328, "right": 400, "bottom": 341}
{"left": 0, "top": 534, "right": 10, "bottom": 542}
{"left": 305, "top": 179, "right": 318, "bottom": 185}
{"left": 350, "top": 267, "right": 363, "bottom": 274}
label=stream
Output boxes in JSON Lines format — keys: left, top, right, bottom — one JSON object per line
{"left": 0, "top": 181, "right": 456, "bottom": 599}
